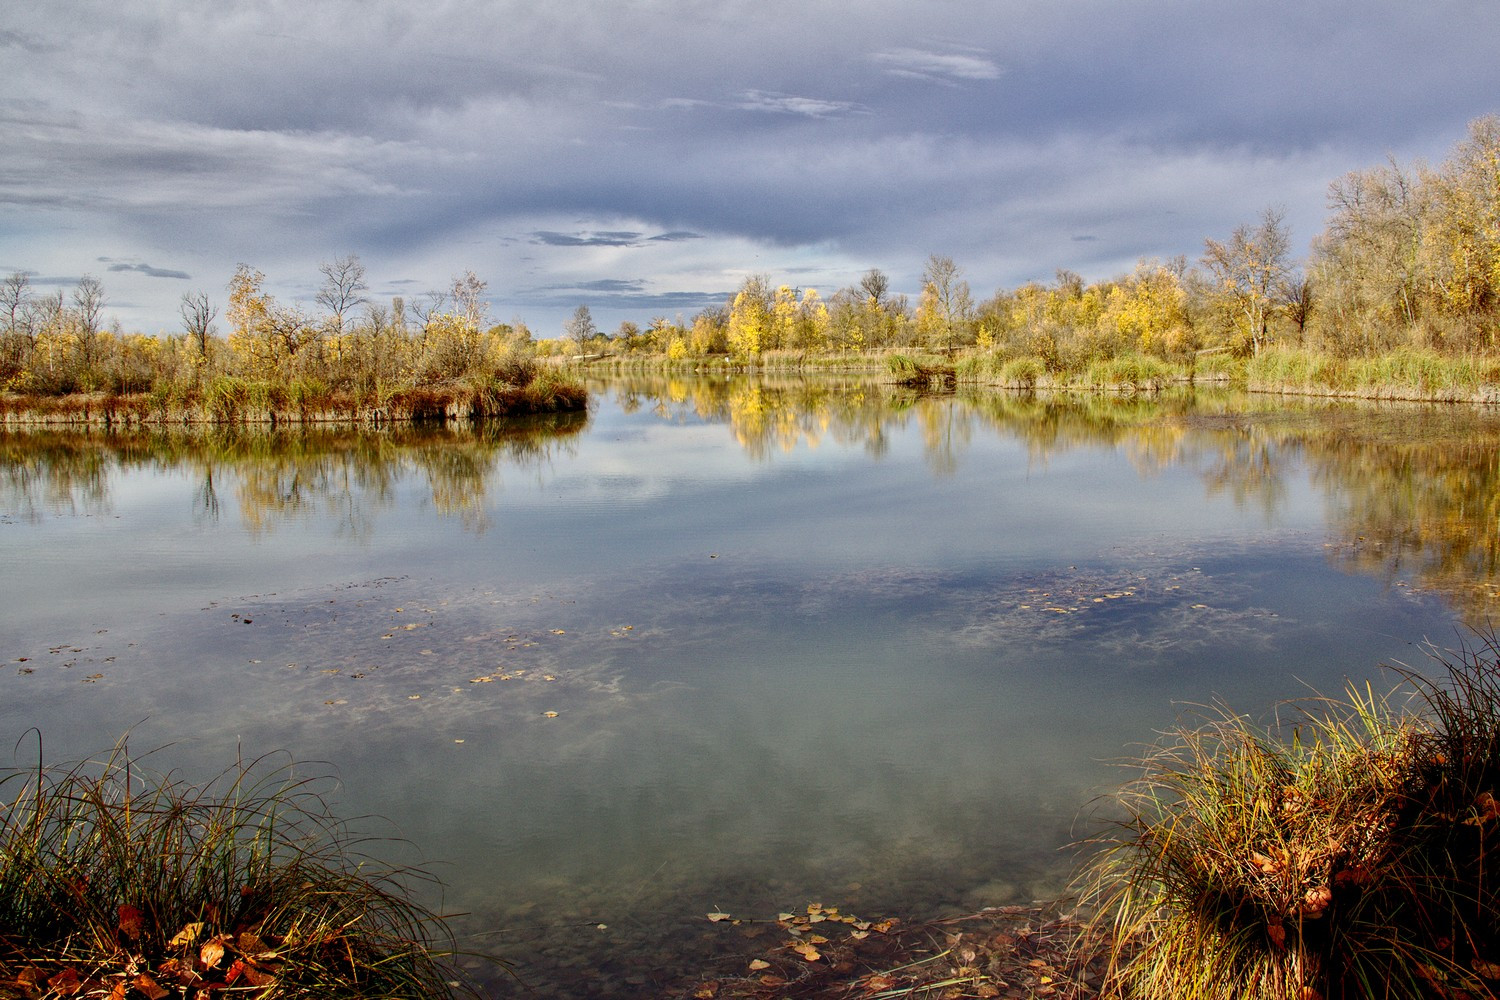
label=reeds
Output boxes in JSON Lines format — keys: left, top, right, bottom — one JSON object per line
{"left": 0, "top": 741, "right": 486, "bottom": 998}
{"left": 1080, "top": 636, "right": 1500, "bottom": 999}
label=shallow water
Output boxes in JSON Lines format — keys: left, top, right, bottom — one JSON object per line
{"left": 2, "top": 379, "right": 1494, "bottom": 995}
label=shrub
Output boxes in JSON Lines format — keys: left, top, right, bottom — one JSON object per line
{"left": 0, "top": 742, "right": 490, "bottom": 999}
{"left": 1081, "top": 635, "right": 1500, "bottom": 999}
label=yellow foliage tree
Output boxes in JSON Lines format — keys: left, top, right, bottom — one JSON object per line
{"left": 728, "top": 284, "right": 771, "bottom": 358}
{"left": 1100, "top": 263, "right": 1189, "bottom": 354}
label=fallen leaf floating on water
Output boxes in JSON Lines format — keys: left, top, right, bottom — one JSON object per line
{"left": 748, "top": 959, "right": 770, "bottom": 971}
{"left": 707, "top": 912, "right": 733, "bottom": 922}
{"left": 543, "top": 711, "right": 559, "bottom": 718}
{"left": 790, "top": 941, "right": 822, "bottom": 962}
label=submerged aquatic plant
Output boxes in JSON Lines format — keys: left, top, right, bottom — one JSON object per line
{"left": 0, "top": 739, "right": 489, "bottom": 999}
{"left": 1080, "top": 635, "right": 1500, "bottom": 1000}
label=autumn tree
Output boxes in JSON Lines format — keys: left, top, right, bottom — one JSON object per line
{"left": 316, "top": 253, "right": 368, "bottom": 337}
{"left": 1310, "top": 161, "right": 1426, "bottom": 352}
{"left": 179, "top": 291, "right": 218, "bottom": 362}
{"left": 689, "top": 305, "right": 729, "bottom": 356}
{"left": 916, "top": 255, "right": 973, "bottom": 351}
{"left": 859, "top": 268, "right": 890, "bottom": 307}
{"left": 565, "top": 304, "right": 599, "bottom": 347}
{"left": 1424, "top": 115, "right": 1500, "bottom": 344}
{"left": 1202, "top": 206, "right": 1294, "bottom": 355}
{"left": 0, "top": 271, "right": 33, "bottom": 379}
{"left": 727, "top": 274, "right": 774, "bottom": 357}
{"left": 72, "top": 275, "right": 104, "bottom": 381}
{"left": 1098, "top": 261, "right": 1191, "bottom": 356}
{"left": 451, "top": 270, "right": 488, "bottom": 327}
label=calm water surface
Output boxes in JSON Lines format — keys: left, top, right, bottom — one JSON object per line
{"left": 2, "top": 378, "right": 1496, "bottom": 995}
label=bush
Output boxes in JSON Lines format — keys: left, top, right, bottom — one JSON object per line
{"left": 0, "top": 743, "right": 490, "bottom": 999}
{"left": 1081, "top": 636, "right": 1500, "bottom": 1000}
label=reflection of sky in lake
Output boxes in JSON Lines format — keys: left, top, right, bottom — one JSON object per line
{"left": 0, "top": 387, "right": 1479, "bottom": 997}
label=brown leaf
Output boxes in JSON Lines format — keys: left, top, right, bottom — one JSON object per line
{"left": 118, "top": 904, "right": 145, "bottom": 940}
{"left": 1249, "top": 851, "right": 1282, "bottom": 875}
{"left": 1472, "top": 957, "right": 1500, "bottom": 980}
{"left": 1266, "top": 918, "right": 1288, "bottom": 950}
{"left": 237, "top": 931, "right": 275, "bottom": 959}
{"left": 1301, "top": 885, "right": 1333, "bottom": 919}
{"left": 200, "top": 936, "right": 228, "bottom": 969}
{"left": 132, "top": 974, "right": 170, "bottom": 1000}
{"left": 48, "top": 968, "right": 82, "bottom": 997}
{"left": 241, "top": 966, "right": 277, "bottom": 988}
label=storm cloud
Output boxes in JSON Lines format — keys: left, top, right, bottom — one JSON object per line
{"left": 3, "top": 0, "right": 1494, "bottom": 335}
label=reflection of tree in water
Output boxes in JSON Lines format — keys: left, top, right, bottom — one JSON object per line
{"left": 616, "top": 378, "right": 1500, "bottom": 623}
{"left": 0, "top": 432, "right": 113, "bottom": 521}
{"left": 1300, "top": 409, "right": 1500, "bottom": 624}
{"left": 0, "top": 415, "right": 586, "bottom": 539}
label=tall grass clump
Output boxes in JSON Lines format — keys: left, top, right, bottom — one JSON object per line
{"left": 0, "top": 742, "right": 486, "bottom": 999}
{"left": 998, "top": 356, "right": 1046, "bottom": 389}
{"left": 1081, "top": 634, "right": 1500, "bottom": 1000}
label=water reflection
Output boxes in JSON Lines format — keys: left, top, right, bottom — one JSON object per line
{"left": 5, "top": 382, "right": 1500, "bottom": 622}
{"left": 595, "top": 378, "right": 1500, "bottom": 622}
{"left": 0, "top": 412, "right": 586, "bottom": 538}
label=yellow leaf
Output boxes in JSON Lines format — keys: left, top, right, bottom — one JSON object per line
{"left": 707, "top": 912, "right": 732, "bottom": 922}
{"left": 169, "top": 923, "right": 203, "bottom": 947}
{"left": 791, "top": 942, "right": 821, "bottom": 962}
{"left": 200, "top": 937, "right": 226, "bottom": 968}
{"left": 748, "top": 959, "right": 770, "bottom": 971}
{"left": 543, "top": 711, "right": 559, "bottom": 718}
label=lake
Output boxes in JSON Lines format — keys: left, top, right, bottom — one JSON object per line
{"left": 2, "top": 376, "right": 1496, "bottom": 995}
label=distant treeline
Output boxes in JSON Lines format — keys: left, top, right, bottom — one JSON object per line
{"left": 567, "top": 114, "right": 1499, "bottom": 370}
{"left": 0, "top": 262, "right": 584, "bottom": 421}
{"left": 2, "top": 114, "right": 1497, "bottom": 401}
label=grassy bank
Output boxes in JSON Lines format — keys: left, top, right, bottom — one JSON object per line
{"left": 0, "top": 743, "right": 489, "bottom": 999}
{"left": 565, "top": 346, "right": 1500, "bottom": 403}
{"left": 0, "top": 367, "right": 587, "bottom": 427}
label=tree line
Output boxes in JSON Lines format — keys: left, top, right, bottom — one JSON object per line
{"left": 0, "top": 258, "right": 539, "bottom": 400}
{"left": 2, "top": 113, "right": 1497, "bottom": 399}
{"left": 556, "top": 114, "right": 1500, "bottom": 368}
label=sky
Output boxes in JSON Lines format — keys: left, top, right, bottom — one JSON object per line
{"left": 3, "top": 0, "right": 1496, "bottom": 338}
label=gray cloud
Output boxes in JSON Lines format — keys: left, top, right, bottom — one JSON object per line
{"left": 2, "top": 0, "right": 1495, "bottom": 335}
{"left": 532, "top": 231, "right": 646, "bottom": 248}
{"left": 871, "top": 47, "right": 1003, "bottom": 85}
{"left": 100, "top": 259, "right": 191, "bottom": 280}
{"left": 735, "top": 91, "right": 866, "bottom": 118}
{"left": 0, "top": 29, "right": 55, "bottom": 54}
